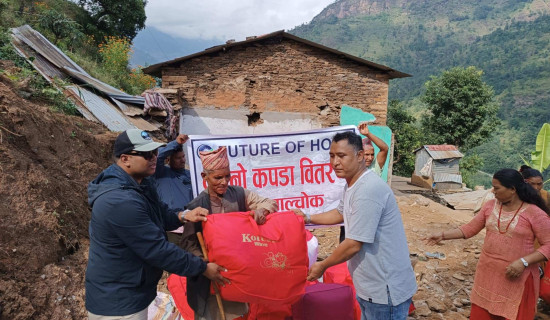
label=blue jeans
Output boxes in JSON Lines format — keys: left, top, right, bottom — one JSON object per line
{"left": 356, "top": 290, "right": 412, "bottom": 320}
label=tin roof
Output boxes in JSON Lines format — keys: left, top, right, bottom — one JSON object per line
{"left": 143, "top": 30, "right": 411, "bottom": 79}
{"left": 414, "top": 145, "right": 464, "bottom": 160}
{"left": 433, "top": 173, "right": 463, "bottom": 184}
{"left": 65, "top": 86, "right": 136, "bottom": 132}
{"left": 10, "top": 25, "right": 155, "bottom": 132}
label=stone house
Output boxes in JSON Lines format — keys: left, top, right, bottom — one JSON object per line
{"left": 143, "top": 30, "right": 408, "bottom": 131}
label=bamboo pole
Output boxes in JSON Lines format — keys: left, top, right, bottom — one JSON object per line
{"left": 197, "top": 231, "right": 226, "bottom": 320}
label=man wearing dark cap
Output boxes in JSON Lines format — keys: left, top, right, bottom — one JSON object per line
{"left": 86, "top": 129, "right": 229, "bottom": 320}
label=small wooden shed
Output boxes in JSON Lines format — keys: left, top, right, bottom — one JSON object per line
{"left": 411, "top": 145, "right": 464, "bottom": 190}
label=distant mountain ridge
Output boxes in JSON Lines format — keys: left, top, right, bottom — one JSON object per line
{"left": 131, "top": 27, "right": 219, "bottom": 67}
{"left": 292, "top": 0, "right": 550, "bottom": 173}
{"left": 313, "top": 0, "right": 407, "bottom": 21}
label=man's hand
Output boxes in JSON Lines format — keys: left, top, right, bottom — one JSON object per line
{"left": 358, "top": 122, "right": 370, "bottom": 136}
{"left": 291, "top": 209, "right": 305, "bottom": 218}
{"left": 307, "top": 261, "right": 327, "bottom": 281}
{"left": 183, "top": 207, "right": 209, "bottom": 222}
{"left": 203, "top": 262, "right": 231, "bottom": 287}
{"left": 252, "top": 209, "right": 268, "bottom": 225}
{"left": 176, "top": 134, "right": 189, "bottom": 145}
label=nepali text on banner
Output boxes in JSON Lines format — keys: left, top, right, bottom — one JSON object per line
{"left": 186, "top": 126, "right": 357, "bottom": 215}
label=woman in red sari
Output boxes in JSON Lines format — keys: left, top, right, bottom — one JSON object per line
{"left": 425, "top": 168, "right": 550, "bottom": 319}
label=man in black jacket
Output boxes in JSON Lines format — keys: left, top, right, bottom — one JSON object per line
{"left": 86, "top": 129, "right": 229, "bottom": 320}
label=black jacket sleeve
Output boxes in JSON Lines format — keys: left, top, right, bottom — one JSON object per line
{"left": 107, "top": 195, "right": 206, "bottom": 277}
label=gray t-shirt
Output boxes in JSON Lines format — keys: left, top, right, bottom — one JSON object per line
{"left": 338, "top": 170, "right": 417, "bottom": 305}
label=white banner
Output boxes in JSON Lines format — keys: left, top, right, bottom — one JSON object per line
{"left": 187, "top": 126, "right": 357, "bottom": 215}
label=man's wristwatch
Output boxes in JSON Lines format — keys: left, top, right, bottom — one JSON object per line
{"left": 179, "top": 210, "right": 190, "bottom": 223}
{"left": 520, "top": 257, "right": 529, "bottom": 268}
{"left": 304, "top": 213, "right": 311, "bottom": 224}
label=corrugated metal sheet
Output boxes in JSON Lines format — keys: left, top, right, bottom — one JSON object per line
{"left": 66, "top": 86, "right": 136, "bottom": 132}
{"left": 11, "top": 36, "right": 68, "bottom": 82}
{"left": 11, "top": 25, "right": 88, "bottom": 74}
{"left": 426, "top": 149, "right": 463, "bottom": 160}
{"left": 414, "top": 145, "right": 464, "bottom": 160}
{"left": 64, "top": 85, "right": 100, "bottom": 122}
{"left": 414, "top": 149, "right": 431, "bottom": 176}
{"left": 434, "top": 173, "right": 463, "bottom": 184}
{"left": 62, "top": 67, "right": 145, "bottom": 105}
{"left": 433, "top": 158, "right": 460, "bottom": 175}
{"left": 9, "top": 25, "right": 159, "bottom": 133}
{"left": 425, "top": 145, "right": 459, "bottom": 151}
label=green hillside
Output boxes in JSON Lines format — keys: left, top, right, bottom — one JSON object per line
{"left": 292, "top": 0, "right": 550, "bottom": 176}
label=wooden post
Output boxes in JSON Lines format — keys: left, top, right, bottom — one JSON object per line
{"left": 197, "top": 232, "right": 226, "bottom": 320}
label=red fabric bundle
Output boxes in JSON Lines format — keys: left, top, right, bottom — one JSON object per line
{"left": 167, "top": 274, "right": 195, "bottom": 320}
{"left": 203, "top": 211, "right": 308, "bottom": 305}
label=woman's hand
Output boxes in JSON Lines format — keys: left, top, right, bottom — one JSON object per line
{"left": 505, "top": 260, "right": 526, "bottom": 279}
{"left": 423, "top": 233, "right": 444, "bottom": 245}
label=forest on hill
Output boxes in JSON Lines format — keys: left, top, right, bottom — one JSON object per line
{"left": 292, "top": 0, "right": 550, "bottom": 183}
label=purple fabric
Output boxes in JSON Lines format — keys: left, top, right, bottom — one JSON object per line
{"left": 292, "top": 283, "right": 355, "bottom": 320}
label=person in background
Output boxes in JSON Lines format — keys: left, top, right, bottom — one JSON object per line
{"left": 520, "top": 165, "right": 550, "bottom": 272}
{"left": 181, "top": 146, "right": 278, "bottom": 320}
{"left": 359, "top": 122, "right": 389, "bottom": 176}
{"left": 295, "top": 131, "right": 417, "bottom": 320}
{"left": 425, "top": 168, "right": 550, "bottom": 320}
{"left": 520, "top": 165, "right": 549, "bottom": 205}
{"left": 154, "top": 134, "right": 193, "bottom": 242}
{"left": 340, "top": 123, "right": 389, "bottom": 242}
{"left": 85, "top": 129, "right": 228, "bottom": 320}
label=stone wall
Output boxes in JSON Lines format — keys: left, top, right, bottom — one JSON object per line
{"left": 161, "top": 37, "right": 390, "bottom": 127}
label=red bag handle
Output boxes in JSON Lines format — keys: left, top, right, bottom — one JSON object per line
{"left": 245, "top": 212, "right": 282, "bottom": 242}
{"left": 204, "top": 211, "right": 285, "bottom": 241}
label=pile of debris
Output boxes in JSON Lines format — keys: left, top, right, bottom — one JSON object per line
{"left": 10, "top": 25, "right": 177, "bottom": 138}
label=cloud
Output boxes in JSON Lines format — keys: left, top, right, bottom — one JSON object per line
{"left": 145, "top": 0, "right": 334, "bottom": 41}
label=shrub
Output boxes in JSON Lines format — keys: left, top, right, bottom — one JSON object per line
{"left": 98, "top": 35, "right": 131, "bottom": 74}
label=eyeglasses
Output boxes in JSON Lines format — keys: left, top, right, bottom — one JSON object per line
{"left": 127, "top": 149, "right": 158, "bottom": 160}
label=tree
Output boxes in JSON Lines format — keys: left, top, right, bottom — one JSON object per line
{"left": 521, "top": 123, "right": 550, "bottom": 174}
{"left": 78, "top": 0, "right": 147, "bottom": 40}
{"left": 38, "top": 10, "right": 84, "bottom": 48}
{"left": 421, "top": 66, "right": 500, "bottom": 149}
{"left": 387, "top": 100, "right": 422, "bottom": 176}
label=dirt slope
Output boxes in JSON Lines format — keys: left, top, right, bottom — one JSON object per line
{"left": 0, "top": 77, "right": 115, "bottom": 320}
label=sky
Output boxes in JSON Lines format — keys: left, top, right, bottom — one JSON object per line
{"left": 145, "top": 0, "right": 335, "bottom": 41}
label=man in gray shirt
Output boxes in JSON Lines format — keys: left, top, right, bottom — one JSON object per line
{"left": 295, "top": 131, "right": 417, "bottom": 320}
